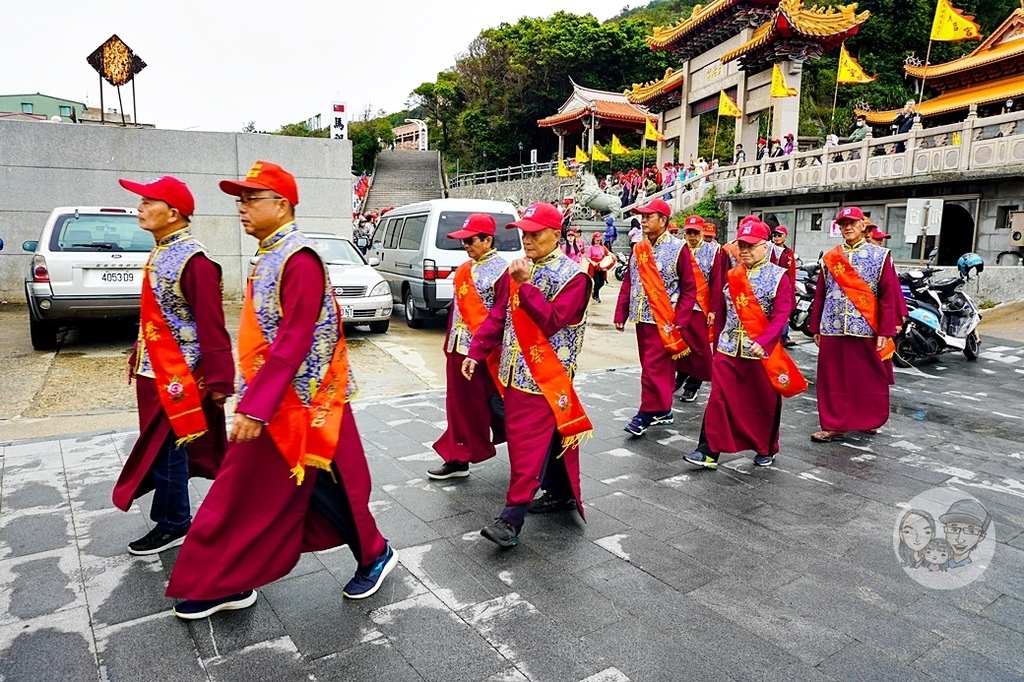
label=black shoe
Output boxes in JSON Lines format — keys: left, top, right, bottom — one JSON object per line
{"left": 782, "top": 339, "right": 797, "bottom": 348}
{"left": 426, "top": 461, "right": 469, "bottom": 480}
{"left": 683, "top": 450, "right": 719, "bottom": 470}
{"left": 128, "top": 526, "right": 188, "bottom": 556}
{"left": 674, "top": 373, "right": 686, "bottom": 392}
{"left": 173, "top": 590, "right": 257, "bottom": 620}
{"left": 481, "top": 520, "right": 520, "bottom": 547}
{"left": 680, "top": 386, "right": 699, "bottom": 403}
{"left": 753, "top": 454, "right": 775, "bottom": 467}
{"left": 528, "top": 492, "right": 577, "bottom": 514}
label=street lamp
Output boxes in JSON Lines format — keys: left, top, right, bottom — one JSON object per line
{"left": 518, "top": 141, "right": 524, "bottom": 166}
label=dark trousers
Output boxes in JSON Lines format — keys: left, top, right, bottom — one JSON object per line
{"left": 592, "top": 270, "right": 607, "bottom": 300}
{"left": 675, "top": 372, "right": 704, "bottom": 394}
{"left": 309, "top": 466, "right": 365, "bottom": 567}
{"left": 150, "top": 435, "right": 192, "bottom": 534}
{"left": 500, "top": 433, "right": 571, "bottom": 528}
{"left": 693, "top": 420, "right": 717, "bottom": 458}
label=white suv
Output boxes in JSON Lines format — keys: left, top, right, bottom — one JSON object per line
{"left": 22, "top": 206, "right": 149, "bottom": 350}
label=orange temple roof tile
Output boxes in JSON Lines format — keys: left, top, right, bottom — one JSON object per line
{"left": 624, "top": 68, "right": 687, "bottom": 105}
{"left": 720, "top": 0, "right": 870, "bottom": 64}
{"left": 862, "top": 72, "right": 1024, "bottom": 124}
{"left": 905, "top": 8, "right": 1024, "bottom": 80}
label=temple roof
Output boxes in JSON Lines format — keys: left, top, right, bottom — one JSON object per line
{"left": 538, "top": 79, "right": 655, "bottom": 130}
{"left": 624, "top": 67, "right": 687, "bottom": 107}
{"left": 647, "top": 0, "right": 779, "bottom": 62}
{"left": 720, "top": 0, "right": 870, "bottom": 70}
{"left": 904, "top": 8, "right": 1024, "bottom": 85}
{"left": 861, "top": 72, "right": 1024, "bottom": 124}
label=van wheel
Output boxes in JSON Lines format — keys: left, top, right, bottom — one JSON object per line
{"left": 369, "top": 319, "right": 390, "bottom": 334}
{"left": 30, "top": 317, "right": 58, "bottom": 351}
{"left": 403, "top": 291, "right": 424, "bottom": 329}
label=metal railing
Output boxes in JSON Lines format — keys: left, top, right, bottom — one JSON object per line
{"left": 449, "top": 161, "right": 560, "bottom": 188}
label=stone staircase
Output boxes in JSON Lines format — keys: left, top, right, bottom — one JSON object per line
{"left": 363, "top": 150, "right": 445, "bottom": 211}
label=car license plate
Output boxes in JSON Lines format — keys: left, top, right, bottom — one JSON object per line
{"left": 797, "top": 299, "right": 811, "bottom": 311}
{"left": 86, "top": 269, "right": 140, "bottom": 285}
{"left": 340, "top": 305, "right": 354, "bottom": 319}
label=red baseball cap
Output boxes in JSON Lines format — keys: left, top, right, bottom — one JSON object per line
{"left": 683, "top": 215, "right": 705, "bottom": 231}
{"left": 634, "top": 199, "right": 672, "bottom": 218}
{"left": 837, "top": 206, "right": 865, "bottom": 222}
{"left": 118, "top": 176, "right": 195, "bottom": 218}
{"left": 702, "top": 222, "right": 717, "bottom": 237}
{"left": 448, "top": 213, "right": 497, "bottom": 239}
{"left": 870, "top": 226, "right": 892, "bottom": 240}
{"left": 736, "top": 220, "right": 770, "bottom": 244}
{"left": 772, "top": 225, "right": 789, "bottom": 237}
{"left": 219, "top": 160, "right": 299, "bottom": 206}
{"left": 508, "top": 202, "right": 562, "bottom": 232}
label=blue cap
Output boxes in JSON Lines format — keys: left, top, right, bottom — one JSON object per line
{"left": 605, "top": 216, "right": 615, "bottom": 226}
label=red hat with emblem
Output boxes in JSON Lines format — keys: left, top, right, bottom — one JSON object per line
{"left": 772, "top": 225, "right": 789, "bottom": 237}
{"left": 702, "top": 222, "right": 717, "bottom": 237}
{"left": 118, "top": 175, "right": 195, "bottom": 218}
{"left": 219, "top": 160, "right": 299, "bottom": 206}
{"left": 837, "top": 206, "right": 865, "bottom": 222}
{"left": 736, "top": 220, "right": 771, "bottom": 244}
{"left": 634, "top": 198, "right": 672, "bottom": 218}
{"left": 683, "top": 215, "right": 705, "bottom": 232}
{"left": 508, "top": 202, "right": 563, "bottom": 232}
{"left": 869, "top": 225, "right": 892, "bottom": 240}
{"left": 447, "top": 213, "right": 497, "bottom": 239}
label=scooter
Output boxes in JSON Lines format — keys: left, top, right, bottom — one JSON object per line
{"left": 893, "top": 255, "right": 983, "bottom": 367}
{"left": 790, "top": 261, "right": 820, "bottom": 337}
{"left": 613, "top": 251, "right": 630, "bottom": 281}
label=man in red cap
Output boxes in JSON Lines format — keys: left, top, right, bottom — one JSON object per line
{"left": 685, "top": 219, "right": 802, "bottom": 468}
{"left": 675, "top": 214, "right": 727, "bottom": 402}
{"left": 614, "top": 199, "right": 708, "bottom": 435}
{"left": 112, "top": 176, "right": 234, "bottom": 557}
{"left": 428, "top": 214, "right": 509, "bottom": 480}
{"left": 702, "top": 221, "right": 719, "bottom": 244}
{"left": 464, "top": 201, "right": 592, "bottom": 547}
{"left": 809, "top": 206, "right": 902, "bottom": 443}
{"left": 769, "top": 225, "right": 798, "bottom": 348}
{"left": 867, "top": 223, "right": 892, "bottom": 247}
{"left": 167, "top": 161, "right": 393, "bottom": 618}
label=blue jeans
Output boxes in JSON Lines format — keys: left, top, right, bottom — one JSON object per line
{"left": 150, "top": 435, "right": 192, "bottom": 534}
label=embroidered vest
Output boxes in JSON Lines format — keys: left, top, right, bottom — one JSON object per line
{"left": 692, "top": 241, "right": 720, "bottom": 281}
{"left": 820, "top": 242, "right": 889, "bottom": 338}
{"left": 446, "top": 250, "right": 508, "bottom": 355}
{"left": 237, "top": 223, "right": 356, "bottom": 405}
{"left": 136, "top": 229, "right": 211, "bottom": 378}
{"left": 497, "top": 250, "right": 586, "bottom": 394}
{"left": 717, "top": 259, "right": 785, "bottom": 359}
{"left": 628, "top": 233, "right": 685, "bottom": 324}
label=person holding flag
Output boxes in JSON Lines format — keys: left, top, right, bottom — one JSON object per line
{"left": 675, "top": 214, "right": 724, "bottom": 403}
{"left": 428, "top": 214, "right": 509, "bottom": 480}
{"left": 464, "top": 202, "right": 592, "bottom": 548}
{"left": 167, "top": 161, "right": 393, "bottom": 619}
{"left": 684, "top": 219, "right": 804, "bottom": 469}
{"left": 809, "top": 206, "right": 902, "bottom": 443}
{"left": 113, "top": 176, "right": 234, "bottom": 557}
{"left": 615, "top": 199, "right": 708, "bottom": 435}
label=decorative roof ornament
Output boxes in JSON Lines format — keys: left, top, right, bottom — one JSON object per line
{"left": 904, "top": 53, "right": 926, "bottom": 67}
{"left": 624, "top": 68, "right": 687, "bottom": 106}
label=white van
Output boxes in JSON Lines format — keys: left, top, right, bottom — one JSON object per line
{"left": 368, "top": 198, "right": 525, "bottom": 327}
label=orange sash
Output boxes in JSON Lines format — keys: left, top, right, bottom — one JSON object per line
{"left": 509, "top": 279, "right": 592, "bottom": 451}
{"left": 634, "top": 239, "right": 691, "bottom": 359}
{"left": 139, "top": 271, "right": 208, "bottom": 447}
{"left": 727, "top": 266, "right": 808, "bottom": 398}
{"left": 689, "top": 251, "right": 716, "bottom": 344}
{"left": 453, "top": 260, "right": 504, "bottom": 397}
{"left": 822, "top": 246, "right": 896, "bottom": 360}
{"left": 238, "top": 281, "right": 350, "bottom": 485}
{"left": 723, "top": 241, "right": 741, "bottom": 267}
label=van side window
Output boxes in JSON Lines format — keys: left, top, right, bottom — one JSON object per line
{"left": 399, "top": 215, "right": 427, "bottom": 250}
{"left": 385, "top": 219, "right": 404, "bottom": 249}
{"left": 370, "top": 221, "right": 386, "bottom": 247}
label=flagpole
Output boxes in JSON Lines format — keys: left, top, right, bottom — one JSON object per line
{"left": 918, "top": 40, "right": 934, "bottom": 107}
{"left": 711, "top": 112, "right": 721, "bottom": 166}
{"left": 642, "top": 134, "right": 647, "bottom": 169}
{"left": 830, "top": 75, "right": 841, "bottom": 135}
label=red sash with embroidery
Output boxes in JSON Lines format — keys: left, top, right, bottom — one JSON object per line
{"left": 634, "top": 239, "right": 691, "bottom": 359}
{"left": 822, "top": 246, "right": 896, "bottom": 360}
{"left": 509, "top": 279, "right": 592, "bottom": 450}
{"left": 453, "top": 260, "right": 504, "bottom": 397}
{"left": 727, "top": 266, "right": 808, "bottom": 398}
{"left": 723, "top": 241, "right": 741, "bottom": 267}
{"left": 689, "top": 251, "right": 716, "bottom": 344}
{"left": 238, "top": 281, "right": 350, "bottom": 485}
{"left": 139, "top": 272, "right": 208, "bottom": 446}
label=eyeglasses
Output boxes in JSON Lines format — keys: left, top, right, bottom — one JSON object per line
{"left": 944, "top": 525, "right": 983, "bottom": 536}
{"left": 235, "top": 195, "right": 282, "bottom": 206}
{"left": 461, "top": 236, "right": 480, "bottom": 245}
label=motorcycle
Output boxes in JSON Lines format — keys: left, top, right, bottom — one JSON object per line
{"left": 613, "top": 251, "right": 630, "bottom": 281}
{"left": 893, "top": 253, "right": 984, "bottom": 367}
{"left": 789, "top": 261, "right": 821, "bottom": 336}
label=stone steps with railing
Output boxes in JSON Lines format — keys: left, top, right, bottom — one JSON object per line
{"left": 364, "top": 149, "right": 445, "bottom": 211}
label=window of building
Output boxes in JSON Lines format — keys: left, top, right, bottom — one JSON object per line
{"left": 810, "top": 213, "right": 823, "bottom": 231}
{"left": 59, "top": 106, "right": 71, "bottom": 117}
{"left": 21, "top": 103, "right": 33, "bottom": 114}
{"left": 997, "top": 205, "right": 1019, "bottom": 230}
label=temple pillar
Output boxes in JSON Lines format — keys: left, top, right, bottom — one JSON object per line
{"left": 735, "top": 73, "right": 758, "bottom": 160}
{"left": 554, "top": 127, "right": 566, "bottom": 161}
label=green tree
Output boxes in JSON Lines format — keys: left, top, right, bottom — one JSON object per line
{"left": 273, "top": 121, "right": 329, "bottom": 138}
{"left": 349, "top": 108, "right": 395, "bottom": 174}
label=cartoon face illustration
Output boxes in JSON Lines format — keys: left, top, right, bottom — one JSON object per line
{"left": 900, "top": 510, "right": 935, "bottom": 552}
{"left": 923, "top": 539, "right": 951, "bottom": 567}
{"left": 940, "top": 498, "right": 992, "bottom": 565}
{"left": 944, "top": 523, "right": 985, "bottom": 557}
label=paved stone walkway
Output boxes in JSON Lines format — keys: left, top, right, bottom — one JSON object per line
{"left": 1, "top": 339, "right": 1023, "bottom": 681}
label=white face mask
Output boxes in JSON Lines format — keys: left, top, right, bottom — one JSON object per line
{"left": 856, "top": 121, "right": 864, "bottom": 127}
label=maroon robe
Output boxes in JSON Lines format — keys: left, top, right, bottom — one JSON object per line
{"left": 809, "top": 251, "right": 901, "bottom": 432}
{"left": 167, "top": 251, "right": 386, "bottom": 600}
{"left": 614, "top": 242, "right": 711, "bottom": 413}
{"left": 468, "top": 271, "right": 590, "bottom": 518}
{"left": 113, "top": 254, "right": 233, "bottom": 512}
{"left": 432, "top": 275, "right": 509, "bottom": 464}
{"left": 704, "top": 276, "right": 794, "bottom": 455}
{"left": 770, "top": 243, "right": 798, "bottom": 306}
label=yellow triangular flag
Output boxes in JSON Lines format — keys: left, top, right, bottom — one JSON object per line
{"left": 575, "top": 146, "right": 590, "bottom": 163}
{"left": 770, "top": 64, "right": 798, "bottom": 98}
{"left": 931, "top": 0, "right": 982, "bottom": 41}
{"left": 837, "top": 44, "right": 876, "bottom": 84}
{"left": 557, "top": 158, "right": 574, "bottom": 177}
{"left": 718, "top": 91, "right": 743, "bottom": 118}
{"left": 645, "top": 118, "right": 665, "bottom": 142}
{"left": 611, "top": 134, "right": 629, "bottom": 155}
{"left": 591, "top": 145, "right": 610, "bottom": 162}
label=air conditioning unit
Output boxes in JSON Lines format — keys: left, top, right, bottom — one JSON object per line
{"left": 1011, "top": 211, "right": 1024, "bottom": 247}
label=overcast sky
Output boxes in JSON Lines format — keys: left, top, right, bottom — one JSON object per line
{"left": 7, "top": 0, "right": 636, "bottom": 133}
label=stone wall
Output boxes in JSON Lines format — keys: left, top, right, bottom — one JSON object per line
{"left": 0, "top": 119, "right": 352, "bottom": 300}
{"left": 447, "top": 175, "right": 572, "bottom": 208}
